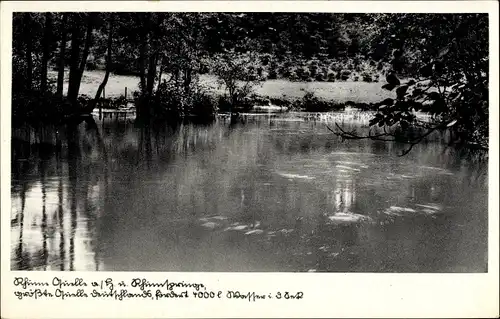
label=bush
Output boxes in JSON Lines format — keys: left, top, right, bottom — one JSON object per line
{"left": 341, "top": 70, "right": 352, "bottom": 76}
{"left": 300, "top": 67, "right": 311, "bottom": 80}
{"left": 361, "top": 72, "right": 373, "bottom": 82}
{"left": 309, "top": 65, "right": 318, "bottom": 77}
{"left": 300, "top": 91, "right": 343, "bottom": 112}
{"left": 190, "top": 92, "right": 218, "bottom": 119}
{"left": 270, "top": 97, "right": 291, "bottom": 107}
{"left": 315, "top": 73, "right": 326, "bottom": 81}
{"left": 152, "top": 81, "right": 217, "bottom": 121}
{"left": 268, "top": 68, "right": 278, "bottom": 80}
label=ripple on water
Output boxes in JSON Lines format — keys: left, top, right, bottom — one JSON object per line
{"left": 327, "top": 212, "right": 373, "bottom": 224}
{"left": 275, "top": 171, "right": 315, "bottom": 180}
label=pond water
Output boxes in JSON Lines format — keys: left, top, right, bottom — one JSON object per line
{"left": 10, "top": 112, "right": 488, "bottom": 272}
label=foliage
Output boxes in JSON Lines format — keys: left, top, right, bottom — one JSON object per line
{"left": 334, "top": 14, "right": 489, "bottom": 154}
{"left": 211, "top": 51, "right": 264, "bottom": 110}
{"left": 299, "top": 91, "right": 345, "bottom": 112}
{"left": 152, "top": 78, "right": 217, "bottom": 121}
{"left": 11, "top": 12, "right": 489, "bottom": 144}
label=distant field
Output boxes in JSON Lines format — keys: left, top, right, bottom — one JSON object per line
{"left": 49, "top": 70, "right": 395, "bottom": 104}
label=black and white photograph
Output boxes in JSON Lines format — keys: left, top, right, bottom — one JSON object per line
{"left": 1, "top": 1, "right": 499, "bottom": 317}
{"left": 7, "top": 10, "right": 492, "bottom": 272}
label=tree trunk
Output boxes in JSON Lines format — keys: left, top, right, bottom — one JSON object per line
{"left": 40, "top": 13, "right": 53, "bottom": 96}
{"left": 24, "top": 13, "right": 32, "bottom": 92}
{"left": 56, "top": 14, "right": 68, "bottom": 97}
{"left": 78, "top": 15, "right": 94, "bottom": 78}
{"left": 68, "top": 14, "right": 94, "bottom": 105}
{"left": 139, "top": 38, "right": 147, "bottom": 94}
{"left": 156, "top": 54, "right": 163, "bottom": 92}
{"left": 88, "top": 17, "right": 114, "bottom": 112}
{"left": 146, "top": 51, "right": 157, "bottom": 96}
{"left": 67, "top": 14, "right": 82, "bottom": 103}
{"left": 183, "top": 68, "right": 192, "bottom": 94}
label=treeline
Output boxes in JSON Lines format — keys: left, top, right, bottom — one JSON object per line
{"left": 12, "top": 13, "right": 489, "bottom": 150}
{"left": 11, "top": 12, "right": 385, "bottom": 123}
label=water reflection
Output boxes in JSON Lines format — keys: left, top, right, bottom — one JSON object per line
{"left": 11, "top": 113, "right": 488, "bottom": 272}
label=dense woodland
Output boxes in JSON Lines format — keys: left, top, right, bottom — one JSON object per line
{"left": 12, "top": 13, "right": 488, "bottom": 151}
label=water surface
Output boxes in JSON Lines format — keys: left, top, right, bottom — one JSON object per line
{"left": 10, "top": 112, "right": 488, "bottom": 272}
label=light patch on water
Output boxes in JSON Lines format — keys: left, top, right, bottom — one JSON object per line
{"left": 400, "top": 175, "right": 417, "bottom": 179}
{"left": 270, "top": 118, "right": 304, "bottom": 122}
{"left": 335, "top": 161, "right": 369, "bottom": 169}
{"left": 389, "top": 206, "right": 417, "bottom": 213}
{"left": 199, "top": 215, "right": 228, "bottom": 223}
{"left": 328, "top": 212, "right": 373, "bottom": 224}
{"left": 201, "top": 222, "right": 218, "bottom": 229}
{"left": 331, "top": 152, "right": 376, "bottom": 156}
{"left": 415, "top": 204, "right": 442, "bottom": 211}
{"left": 336, "top": 165, "right": 361, "bottom": 172}
{"left": 419, "top": 166, "right": 453, "bottom": 175}
{"left": 419, "top": 166, "right": 445, "bottom": 170}
{"left": 224, "top": 225, "right": 248, "bottom": 232}
{"left": 245, "top": 229, "right": 264, "bottom": 235}
{"left": 383, "top": 206, "right": 418, "bottom": 217}
{"left": 276, "top": 171, "right": 315, "bottom": 180}
{"left": 438, "top": 171, "right": 455, "bottom": 176}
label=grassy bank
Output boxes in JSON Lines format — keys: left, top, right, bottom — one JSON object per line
{"left": 49, "top": 69, "right": 395, "bottom": 106}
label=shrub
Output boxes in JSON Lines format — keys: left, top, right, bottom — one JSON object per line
{"left": 190, "top": 92, "right": 218, "bottom": 119}
{"left": 341, "top": 70, "right": 352, "bottom": 76}
{"left": 361, "top": 72, "right": 373, "bottom": 82}
{"left": 300, "top": 69, "right": 311, "bottom": 81}
{"left": 295, "top": 67, "right": 304, "bottom": 78}
{"left": 327, "top": 74, "right": 336, "bottom": 82}
{"left": 316, "top": 73, "right": 326, "bottom": 81}
{"left": 310, "top": 59, "right": 320, "bottom": 67}
{"left": 309, "top": 65, "right": 318, "bottom": 77}
{"left": 268, "top": 68, "right": 278, "bottom": 80}
{"left": 217, "top": 96, "right": 232, "bottom": 112}
{"left": 283, "top": 67, "right": 293, "bottom": 78}
{"left": 301, "top": 91, "right": 344, "bottom": 112}
{"left": 270, "top": 97, "right": 291, "bottom": 108}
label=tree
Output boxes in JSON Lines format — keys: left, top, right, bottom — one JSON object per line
{"left": 23, "top": 13, "right": 33, "bottom": 92}
{"left": 67, "top": 13, "right": 95, "bottom": 104}
{"left": 332, "top": 14, "right": 488, "bottom": 155}
{"left": 212, "top": 51, "right": 264, "bottom": 112}
{"left": 89, "top": 15, "right": 114, "bottom": 111}
{"left": 56, "top": 13, "right": 68, "bottom": 97}
{"left": 40, "top": 13, "right": 53, "bottom": 96}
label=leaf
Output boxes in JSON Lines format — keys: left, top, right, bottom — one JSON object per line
{"left": 396, "top": 85, "right": 409, "bottom": 99}
{"left": 427, "top": 92, "right": 441, "bottom": 100}
{"left": 382, "top": 83, "right": 397, "bottom": 91}
{"left": 438, "top": 45, "right": 450, "bottom": 58}
{"left": 407, "top": 79, "right": 416, "bottom": 86}
{"left": 381, "top": 98, "right": 394, "bottom": 106}
{"left": 447, "top": 120, "right": 457, "bottom": 127}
